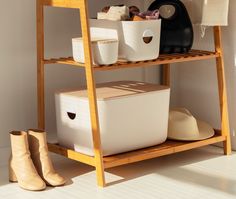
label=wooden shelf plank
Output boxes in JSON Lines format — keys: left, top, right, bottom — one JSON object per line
{"left": 47, "top": 132, "right": 225, "bottom": 169}
{"left": 44, "top": 50, "right": 219, "bottom": 71}
{"left": 103, "top": 134, "right": 225, "bottom": 169}
{"left": 44, "top": 57, "right": 85, "bottom": 67}
{"left": 48, "top": 142, "right": 95, "bottom": 167}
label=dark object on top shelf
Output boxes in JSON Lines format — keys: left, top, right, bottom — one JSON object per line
{"left": 129, "top": 6, "right": 140, "bottom": 18}
{"left": 149, "top": 0, "right": 193, "bottom": 54}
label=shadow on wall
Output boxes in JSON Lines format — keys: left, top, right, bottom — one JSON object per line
{"left": 170, "top": 1, "right": 236, "bottom": 150}
{"left": 222, "top": 0, "right": 236, "bottom": 150}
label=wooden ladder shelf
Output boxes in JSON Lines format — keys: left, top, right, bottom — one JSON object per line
{"left": 36, "top": 0, "right": 232, "bottom": 187}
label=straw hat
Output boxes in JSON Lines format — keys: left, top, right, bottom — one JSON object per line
{"left": 168, "top": 108, "right": 215, "bottom": 141}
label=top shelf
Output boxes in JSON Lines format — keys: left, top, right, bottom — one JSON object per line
{"left": 44, "top": 50, "right": 219, "bottom": 71}
{"left": 42, "top": 0, "right": 84, "bottom": 9}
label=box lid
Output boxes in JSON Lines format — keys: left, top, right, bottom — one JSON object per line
{"left": 57, "top": 81, "right": 169, "bottom": 100}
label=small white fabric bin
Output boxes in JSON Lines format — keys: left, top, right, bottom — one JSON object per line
{"left": 72, "top": 38, "right": 118, "bottom": 66}
{"left": 55, "top": 81, "right": 170, "bottom": 156}
{"left": 90, "top": 19, "right": 161, "bottom": 62}
{"left": 182, "top": 0, "right": 229, "bottom": 26}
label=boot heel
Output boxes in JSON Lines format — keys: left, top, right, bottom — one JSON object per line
{"left": 9, "top": 165, "right": 17, "bottom": 182}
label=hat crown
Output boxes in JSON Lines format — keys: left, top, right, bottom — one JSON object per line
{"left": 168, "top": 108, "right": 200, "bottom": 139}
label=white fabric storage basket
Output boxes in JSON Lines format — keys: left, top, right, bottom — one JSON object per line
{"left": 90, "top": 19, "right": 161, "bottom": 61}
{"left": 182, "top": 0, "right": 229, "bottom": 26}
{"left": 55, "top": 81, "right": 170, "bottom": 156}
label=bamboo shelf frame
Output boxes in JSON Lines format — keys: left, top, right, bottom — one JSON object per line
{"left": 44, "top": 50, "right": 219, "bottom": 70}
{"left": 37, "top": 0, "right": 232, "bottom": 187}
{"left": 48, "top": 132, "right": 225, "bottom": 169}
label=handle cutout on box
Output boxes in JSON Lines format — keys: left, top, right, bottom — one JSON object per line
{"left": 143, "top": 29, "right": 154, "bottom": 44}
{"left": 67, "top": 112, "right": 76, "bottom": 120}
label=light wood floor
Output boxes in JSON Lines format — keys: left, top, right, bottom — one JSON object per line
{"left": 0, "top": 146, "right": 235, "bottom": 199}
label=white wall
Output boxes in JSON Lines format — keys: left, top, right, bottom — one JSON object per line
{"left": 0, "top": 0, "right": 158, "bottom": 148}
{"left": 0, "top": 0, "right": 38, "bottom": 148}
{"left": 171, "top": 1, "right": 236, "bottom": 149}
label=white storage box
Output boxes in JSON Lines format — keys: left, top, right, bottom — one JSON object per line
{"left": 90, "top": 19, "right": 161, "bottom": 62}
{"left": 55, "top": 81, "right": 170, "bottom": 156}
{"left": 182, "top": 0, "right": 229, "bottom": 26}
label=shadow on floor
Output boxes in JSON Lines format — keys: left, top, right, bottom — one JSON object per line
{"left": 105, "top": 146, "right": 231, "bottom": 186}
{"left": 157, "top": 166, "right": 236, "bottom": 196}
{"left": 50, "top": 146, "right": 235, "bottom": 196}
{"left": 0, "top": 165, "right": 9, "bottom": 187}
{"left": 52, "top": 153, "right": 94, "bottom": 186}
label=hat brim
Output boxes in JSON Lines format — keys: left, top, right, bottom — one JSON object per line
{"left": 168, "top": 120, "right": 215, "bottom": 141}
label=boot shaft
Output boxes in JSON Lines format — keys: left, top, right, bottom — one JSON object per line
{"left": 27, "top": 129, "right": 66, "bottom": 186}
{"left": 28, "top": 129, "right": 48, "bottom": 153}
{"left": 10, "top": 131, "right": 30, "bottom": 158}
{"left": 28, "top": 129, "right": 54, "bottom": 174}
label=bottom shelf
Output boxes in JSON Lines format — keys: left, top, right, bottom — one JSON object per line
{"left": 48, "top": 132, "right": 225, "bottom": 169}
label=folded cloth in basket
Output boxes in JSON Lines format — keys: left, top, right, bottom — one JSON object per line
{"left": 97, "top": 5, "right": 129, "bottom": 21}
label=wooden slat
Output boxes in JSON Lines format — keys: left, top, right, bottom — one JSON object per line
{"left": 95, "top": 50, "right": 219, "bottom": 71}
{"left": 214, "top": 26, "right": 232, "bottom": 155}
{"left": 103, "top": 134, "right": 225, "bottom": 169}
{"left": 80, "top": 1, "right": 106, "bottom": 187}
{"left": 37, "top": 0, "right": 45, "bottom": 129}
{"left": 48, "top": 143, "right": 95, "bottom": 166}
{"left": 42, "top": 0, "right": 83, "bottom": 8}
{"left": 44, "top": 57, "right": 85, "bottom": 67}
{"left": 162, "top": 64, "right": 171, "bottom": 86}
{"left": 47, "top": 131, "right": 225, "bottom": 170}
{"left": 44, "top": 50, "right": 219, "bottom": 70}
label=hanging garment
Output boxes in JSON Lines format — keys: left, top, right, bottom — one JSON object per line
{"left": 181, "top": 0, "right": 229, "bottom": 37}
{"left": 181, "top": 0, "right": 229, "bottom": 26}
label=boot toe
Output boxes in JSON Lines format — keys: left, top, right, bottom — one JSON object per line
{"left": 20, "top": 177, "right": 46, "bottom": 191}
{"left": 45, "top": 173, "right": 66, "bottom": 186}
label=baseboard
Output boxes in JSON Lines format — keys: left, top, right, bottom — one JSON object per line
{"left": 0, "top": 146, "right": 10, "bottom": 167}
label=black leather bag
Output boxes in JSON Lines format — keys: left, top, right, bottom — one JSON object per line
{"left": 149, "top": 0, "right": 193, "bottom": 54}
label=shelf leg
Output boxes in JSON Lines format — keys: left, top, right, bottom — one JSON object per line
{"left": 80, "top": 1, "right": 106, "bottom": 187}
{"left": 214, "top": 26, "right": 232, "bottom": 155}
{"left": 37, "top": 0, "right": 45, "bottom": 130}
{"left": 162, "top": 64, "right": 171, "bottom": 86}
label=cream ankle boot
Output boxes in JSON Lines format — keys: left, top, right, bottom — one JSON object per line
{"left": 9, "top": 131, "right": 46, "bottom": 191}
{"left": 28, "top": 129, "right": 66, "bottom": 186}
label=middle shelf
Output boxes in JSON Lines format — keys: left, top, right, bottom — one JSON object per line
{"left": 44, "top": 49, "right": 219, "bottom": 71}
